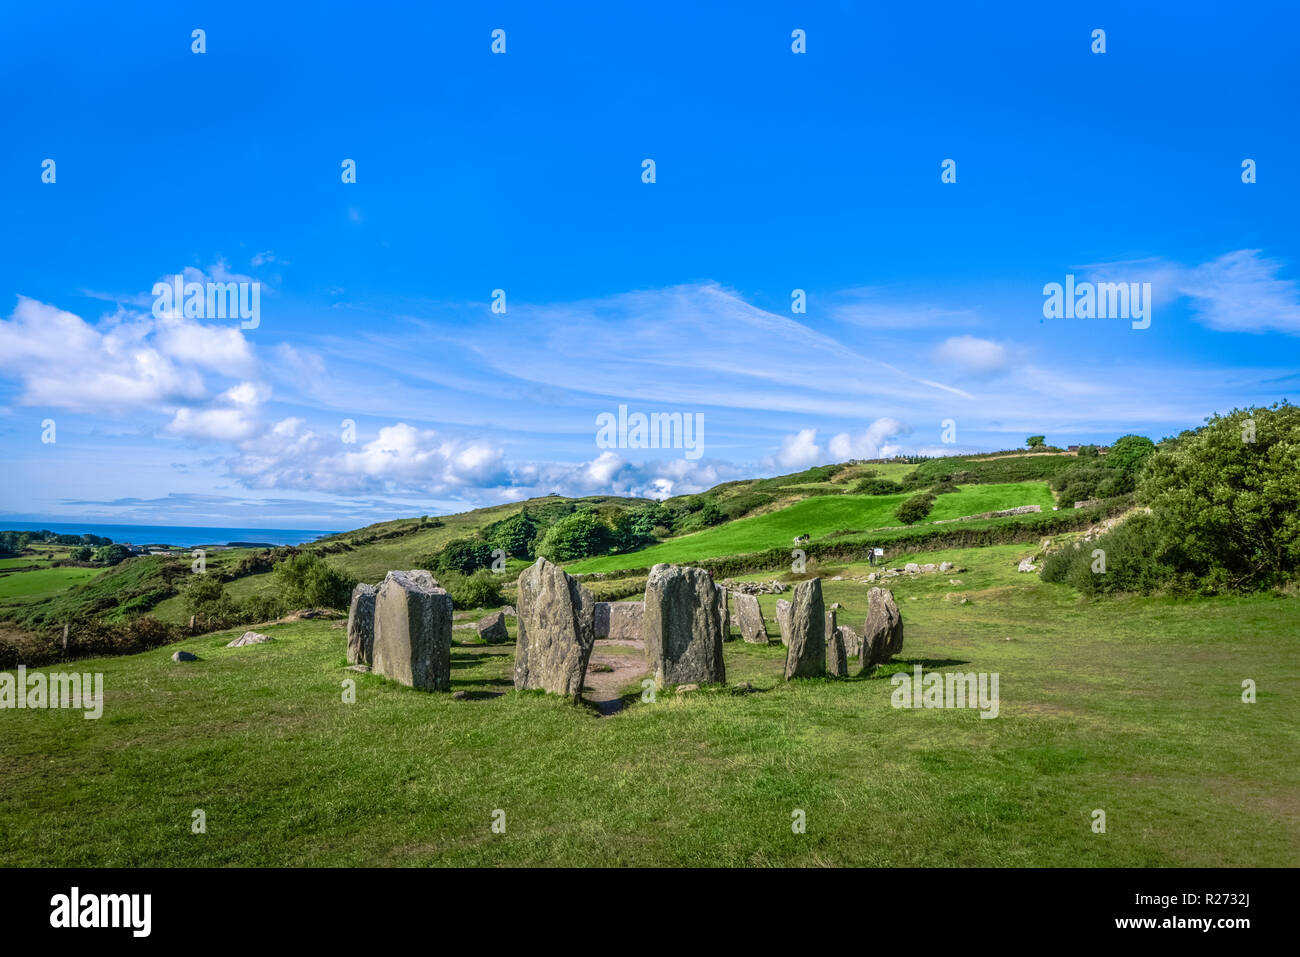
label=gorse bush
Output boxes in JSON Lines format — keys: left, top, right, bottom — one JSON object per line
{"left": 853, "top": 477, "right": 904, "bottom": 495}
{"left": 273, "top": 553, "right": 357, "bottom": 610}
{"left": 536, "top": 510, "right": 613, "bottom": 561}
{"left": 895, "top": 492, "right": 935, "bottom": 525}
{"left": 442, "top": 569, "right": 503, "bottom": 610}
{"left": 1041, "top": 402, "right": 1299, "bottom": 595}
{"left": 433, "top": 538, "right": 497, "bottom": 575}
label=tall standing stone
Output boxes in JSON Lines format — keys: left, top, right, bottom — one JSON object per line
{"left": 838, "top": 624, "right": 862, "bottom": 659}
{"left": 775, "top": 598, "right": 793, "bottom": 646}
{"left": 826, "top": 626, "right": 848, "bottom": 677}
{"left": 514, "top": 557, "right": 597, "bottom": 698}
{"left": 717, "top": 584, "right": 731, "bottom": 640}
{"left": 372, "top": 571, "right": 452, "bottom": 691}
{"left": 642, "top": 564, "right": 726, "bottom": 687}
{"left": 346, "top": 583, "right": 378, "bottom": 665}
{"left": 734, "top": 592, "right": 769, "bottom": 644}
{"left": 783, "top": 578, "right": 826, "bottom": 680}
{"left": 860, "top": 586, "right": 904, "bottom": 670}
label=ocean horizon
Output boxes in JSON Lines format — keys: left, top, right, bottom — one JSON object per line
{"left": 0, "top": 520, "right": 342, "bottom": 548}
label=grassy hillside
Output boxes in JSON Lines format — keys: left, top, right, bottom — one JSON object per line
{"left": 2, "top": 542, "right": 1294, "bottom": 867}
{"left": 569, "top": 481, "right": 1054, "bottom": 574}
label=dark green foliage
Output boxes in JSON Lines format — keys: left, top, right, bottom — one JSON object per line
{"left": 717, "top": 492, "right": 776, "bottom": 520}
{"left": 903, "top": 453, "right": 1075, "bottom": 488}
{"left": 273, "top": 553, "right": 357, "bottom": 610}
{"left": 895, "top": 492, "right": 935, "bottom": 525}
{"left": 443, "top": 569, "right": 504, "bottom": 610}
{"left": 1040, "top": 512, "right": 1180, "bottom": 595}
{"left": 536, "top": 510, "right": 613, "bottom": 561}
{"left": 1107, "top": 434, "right": 1157, "bottom": 473}
{"left": 483, "top": 510, "right": 541, "bottom": 559}
{"left": 69, "top": 546, "right": 94, "bottom": 562}
{"left": 93, "top": 544, "right": 131, "bottom": 566}
{"left": 1026, "top": 435, "right": 1046, "bottom": 448}
{"left": 432, "top": 538, "right": 496, "bottom": 576}
{"left": 852, "top": 477, "right": 904, "bottom": 495}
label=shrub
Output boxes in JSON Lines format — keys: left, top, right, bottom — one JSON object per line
{"left": 1040, "top": 512, "right": 1180, "bottom": 595}
{"left": 1137, "top": 402, "right": 1300, "bottom": 591}
{"left": 853, "top": 477, "right": 903, "bottom": 495}
{"left": 895, "top": 492, "right": 935, "bottom": 525}
{"left": 273, "top": 553, "right": 357, "bottom": 610}
{"left": 444, "top": 569, "right": 503, "bottom": 609}
{"left": 536, "top": 510, "right": 613, "bottom": 561}
{"left": 484, "top": 511, "right": 540, "bottom": 560}
{"left": 434, "top": 538, "right": 497, "bottom": 575}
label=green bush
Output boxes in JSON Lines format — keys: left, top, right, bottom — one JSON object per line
{"left": 1040, "top": 512, "right": 1179, "bottom": 595}
{"left": 1138, "top": 402, "right": 1299, "bottom": 591}
{"left": 433, "top": 538, "right": 497, "bottom": 575}
{"left": 273, "top": 553, "right": 357, "bottom": 610}
{"left": 443, "top": 569, "right": 504, "bottom": 609}
{"left": 484, "top": 511, "right": 540, "bottom": 560}
{"left": 536, "top": 510, "right": 613, "bottom": 561}
{"left": 895, "top": 492, "right": 935, "bottom": 525}
{"left": 853, "top": 477, "right": 903, "bottom": 495}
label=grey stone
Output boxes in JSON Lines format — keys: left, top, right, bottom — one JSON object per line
{"left": 372, "top": 570, "right": 453, "bottom": 691}
{"left": 172, "top": 650, "right": 199, "bottom": 662}
{"left": 775, "top": 598, "right": 793, "bottom": 646}
{"left": 642, "top": 564, "right": 726, "bottom": 688}
{"left": 860, "top": 586, "right": 903, "bottom": 669}
{"left": 939, "top": 561, "right": 953, "bottom": 572}
{"left": 346, "top": 583, "right": 378, "bottom": 664}
{"left": 593, "top": 601, "right": 644, "bottom": 640}
{"left": 514, "top": 557, "right": 597, "bottom": 698}
{"left": 475, "top": 610, "right": 509, "bottom": 644}
{"left": 783, "top": 578, "right": 826, "bottom": 680}
{"left": 734, "top": 592, "right": 769, "bottom": 644}
{"left": 227, "top": 630, "right": 272, "bottom": 648}
{"left": 826, "top": 625, "right": 848, "bottom": 677}
{"left": 837, "top": 624, "right": 862, "bottom": 658}
{"left": 905, "top": 563, "right": 921, "bottom": 574}
{"left": 717, "top": 584, "right": 731, "bottom": 640}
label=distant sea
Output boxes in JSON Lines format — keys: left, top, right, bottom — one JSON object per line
{"left": 0, "top": 521, "right": 341, "bottom": 548}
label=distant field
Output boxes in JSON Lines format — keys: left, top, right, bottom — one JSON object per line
{"left": 0, "top": 567, "right": 103, "bottom": 605}
{"left": 568, "top": 482, "right": 1055, "bottom": 574}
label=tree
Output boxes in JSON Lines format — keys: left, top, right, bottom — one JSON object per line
{"left": 93, "top": 544, "right": 130, "bottom": 566}
{"left": 1106, "top": 434, "right": 1156, "bottom": 474}
{"left": 536, "top": 510, "right": 613, "bottom": 561}
{"left": 434, "top": 538, "right": 496, "bottom": 575}
{"left": 485, "top": 510, "right": 540, "bottom": 560}
{"left": 1137, "top": 402, "right": 1299, "bottom": 590}
{"left": 1026, "top": 435, "right": 1046, "bottom": 448}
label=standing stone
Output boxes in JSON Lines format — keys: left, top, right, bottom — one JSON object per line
{"left": 604, "top": 602, "right": 644, "bottom": 641}
{"left": 594, "top": 601, "right": 612, "bottom": 638}
{"left": 372, "top": 570, "right": 453, "bottom": 691}
{"left": 642, "top": 564, "right": 726, "bottom": 687}
{"left": 475, "top": 610, "right": 509, "bottom": 644}
{"left": 837, "top": 624, "right": 862, "bottom": 659}
{"left": 734, "top": 592, "right": 769, "bottom": 644}
{"left": 775, "top": 598, "right": 793, "bottom": 646}
{"left": 717, "top": 584, "right": 731, "bottom": 640}
{"left": 783, "top": 578, "right": 826, "bottom": 680}
{"left": 514, "top": 557, "right": 597, "bottom": 698}
{"left": 860, "top": 586, "right": 904, "bottom": 670}
{"left": 825, "top": 603, "right": 838, "bottom": 650}
{"left": 826, "top": 626, "right": 848, "bottom": 677}
{"left": 346, "top": 583, "right": 378, "bottom": 665}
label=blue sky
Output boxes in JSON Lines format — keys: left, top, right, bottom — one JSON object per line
{"left": 2, "top": 1, "right": 1298, "bottom": 529}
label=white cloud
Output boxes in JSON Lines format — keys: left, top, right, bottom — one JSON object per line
{"left": 932, "top": 336, "right": 1010, "bottom": 375}
{"left": 827, "top": 417, "right": 908, "bottom": 459}
{"left": 1179, "top": 250, "right": 1300, "bottom": 334}
{"left": 773, "top": 428, "right": 823, "bottom": 468}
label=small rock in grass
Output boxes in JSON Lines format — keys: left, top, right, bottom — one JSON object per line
{"left": 227, "top": 631, "right": 272, "bottom": 647}
{"left": 172, "top": 650, "right": 199, "bottom": 662}
{"left": 676, "top": 683, "right": 699, "bottom": 695}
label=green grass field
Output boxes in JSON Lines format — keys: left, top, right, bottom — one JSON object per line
{"left": 2, "top": 542, "right": 1294, "bottom": 867}
{"left": 0, "top": 566, "right": 103, "bottom": 605}
{"left": 569, "top": 482, "right": 1055, "bottom": 574}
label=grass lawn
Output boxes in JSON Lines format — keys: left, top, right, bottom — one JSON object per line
{"left": 569, "top": 482, "right": 1055, "bottom": 574}
{"left": 1, "top": 542, "right": 1294, "bottom": 867}
{"left": 0, "top": 566, "right": 103, "bottom": 606}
